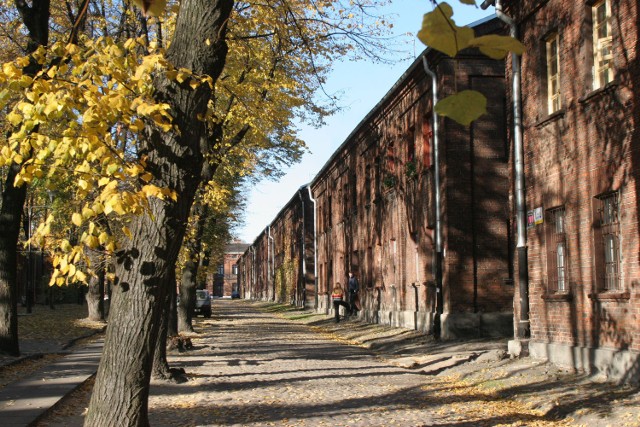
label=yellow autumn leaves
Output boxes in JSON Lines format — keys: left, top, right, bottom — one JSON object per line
{"left": 417, "top": 1, "right": 524, "bottom": 126}
{"left": 0, "top": 35, "right": 188, "bottom": 286}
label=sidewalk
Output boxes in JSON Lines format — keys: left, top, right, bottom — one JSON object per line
{"left": 0, "top": 304, "right": 105, "bottom": 427}
{"left": 0, "top": 339, "right": 103, "bottom": 427}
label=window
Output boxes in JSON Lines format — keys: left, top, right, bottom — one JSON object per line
{"left": 343, "top": 183, "right": 348, "bottom": 217}
{"left": 598, "top": 193, "right": 621, "bottom": 290}
{"left": 546, "top": 34, "right": 561, "bottom": 113}
{"left": 592, "top": 0, "right": 613, "bottom": 89}
{"left": 546, "top": 207, "right": 568, "bottom": 292}
{"left": 407, "top": 126, "right": 416, "bottom": 163}
{"left": 422, "top": 118, "right": 432, "bottom": 168}
{"left": 386, "top": 141, "right": 395, "bottom": 173}
{"left": 217, "top": 264, "right": 224, "bottom": 275}
{"left": 232, "top": 264, "right": 238, "bottom": 275}
{"left": 365, "top": 165, "right": 371, "bottom": 203}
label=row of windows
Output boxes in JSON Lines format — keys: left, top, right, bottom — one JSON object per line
{"left": 546, "top": 192, "right": 621, "bottom": 294}
{"left": 545, "top": 0, "right": 613, "bottom": 114}
{"left": 217, "top": 264, "right": 239, "bottom": 275}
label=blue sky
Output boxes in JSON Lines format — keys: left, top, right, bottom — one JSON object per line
{"left": 236, "top": 1, "right": 493, "bottom": 243}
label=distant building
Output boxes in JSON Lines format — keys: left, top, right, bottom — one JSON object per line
{"left": 238, "top": 188, "right": 315, "bottom": 307}
{"left": 211, "top": 241, "right": 249, "bottom": 297}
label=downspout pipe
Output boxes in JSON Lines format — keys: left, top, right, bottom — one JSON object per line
{"left": 298, "top": 188, "right": 306, "bottom": 308}
{"left": 483, "top": 0, "right": 530, "bottom": 339}
{"left": 251, "top": 246, "right": 256, "bottom": 300}
{"left": 422, "top": 55, "right": 444, "bottom": 339}
{"left": 267, "top": 226, "right": 275, "bottom": 301}
{"left": 307, "top": 186, "right": 318, "bottom": 311}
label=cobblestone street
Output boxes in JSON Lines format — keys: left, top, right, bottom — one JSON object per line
{"left": 36, "top": 299, "right": 638, "bottom": 427}
{"left": 152, "top": 301, "right": 439, "bottom": 426}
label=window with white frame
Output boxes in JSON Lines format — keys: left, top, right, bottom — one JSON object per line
{"left": 592, "top": 0, "right": 613, "bottom": 89}
{"left": 546, "top": 34, "right": 561, "bottom": 113}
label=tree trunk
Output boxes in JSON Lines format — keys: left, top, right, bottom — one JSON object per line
{"left": 0, "top": 0, "right": 51, "bottom": 357}
{"left": 152, "top": 277, "right": 172, "bottom": 380}
{"left": 177, "top": 260, "right": 197, "bottom": 333}
{"left": 177, "top": 203, "right": 208, "bottom": 332}
{"left": 167, "top": 271, "right": 178, "bottom": 337}
{"left": 152, "top": 268, "right": 184, "bottom": 382}
{"left": 84, "top": 1, "right": 232, "bottom": 425}
{"left": 85, "top": 265, "right": 105, "bottom": 322}
{"left": 0, "top": 164, "right": 27, "bottom": 356}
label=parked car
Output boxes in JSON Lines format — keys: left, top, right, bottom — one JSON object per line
{"left": 194, "top": 289, "right": 212, "bottom": 318}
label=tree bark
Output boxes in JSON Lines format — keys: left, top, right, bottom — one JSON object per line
{"left": 85, "top": 265, "right": 105, "bottom": 322}
{"left": 167, "top": 271, "right": 178, "bottom": 337}
{"left": 0, "top": 164, "right": 27, "bottom": 356}
{"left": 84, "top": 1, "right": 233, "bottom": 425}
{"left": 152, "top": 276, "right": 172, "bottom": 380}
{"left": 177, "top": 203, "right": 208, "bottom": 333}
{"left": 152, "top": 267, "right": 184, "bottom": 382}
{"left": 0, "top": 0, "right": 51, "bottom": 357}
{"left": 177, "top": 261, "right": 197, "bottom": 333}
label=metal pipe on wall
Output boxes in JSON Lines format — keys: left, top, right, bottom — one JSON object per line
{"left": 422, "top": 55, "right": 444, "bottom": 338}
{"left": 307, "top": 186, "right": 318, "bottom": 310}
{"left": 482, "top": 0, "right": 530, "bottom": 338}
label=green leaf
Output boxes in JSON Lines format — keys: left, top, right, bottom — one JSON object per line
{"left": 417, "top": 2, "right": 475, "bottom": 57}
{"left": 458, "top": 0, "right": 477, "bottom": 4}
{"left": 468, "top": 34, "right": 525, "bottom": 59}
{"left": 435, "top": 90, "right": 487, "bottom": 126}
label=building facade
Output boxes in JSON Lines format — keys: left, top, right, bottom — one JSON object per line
{"left": 504, "top": 0, "right": 639, "bottom": 382}
{"left": 311, "top": 17, "right": 513, "bottom": 338}
{"left": 238, "top": 187, "right": 315, "bottom": 307}
{"left": 240, "top": 17, "right": 515, "bottom": 339}
{"left": 211, "top": 241, "right": 249, "bottom": 297}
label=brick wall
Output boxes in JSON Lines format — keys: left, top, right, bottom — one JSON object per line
{"left": 507, "top": 0, "right": 640, "bottom": 353}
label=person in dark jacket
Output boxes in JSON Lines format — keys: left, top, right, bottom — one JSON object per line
{"left": 331, "top": 283, "right": 350, "bottom": 323}
{"left": 347, "top": 271, "right": 359, "bottom": 315}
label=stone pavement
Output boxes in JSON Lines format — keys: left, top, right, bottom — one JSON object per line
{"left": 2, "top": 299, "right": 639, "bottom": 426}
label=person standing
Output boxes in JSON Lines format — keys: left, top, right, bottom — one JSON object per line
{"left": 331, "top": 283, "right": 350, "bottom": 323}
{"left": 347, "top": 271, "right": 359, "bottom": 315}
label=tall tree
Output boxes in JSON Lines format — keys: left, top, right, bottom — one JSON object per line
{"left": 2, "top": 0, "right": 397, "bottom": 421}
{"left": 0, "top": 0, "right": 50, "bottom": 356}
{"left": 84, "top": 1, "right": 234, "bottom": 423}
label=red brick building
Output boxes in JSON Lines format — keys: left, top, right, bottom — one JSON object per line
{"left": 238, "top": 188, "right": 315, "bottom": 306}
{"left": 502, "top": 0, "right": 639, "bottom": 382}
{"left": 211, "top": 241, "right": 249, "bottom": 297}
{"left": 310, "top": 16, "right": 513, "bottom": 338}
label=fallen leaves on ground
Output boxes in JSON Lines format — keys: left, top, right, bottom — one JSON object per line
{"left": 425, "top": 375, "right": 579, "bottom": 427}
{"left": 18, "top": 304, "right": 106, "bottom": 342}
{"left": 0, "top": 354, "right": 62, "bottom": 388}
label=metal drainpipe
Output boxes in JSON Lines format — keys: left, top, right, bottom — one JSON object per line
{"left": 307, "top": 186, "right": 318, "bottom": 310}
{"left": 422, "top": 55, "right": 444, "bottom": 339}
{"left": 298, "top": 188, "right": 306, "bottom": 308}
{"left": 483, "top": 0, "right": 530, "bottom": 338}
{"left": 267, "top": 226, "right": 275, "bottom": 301}
{"left": 251, "top": 246, "right": 256, "bottom": 299}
